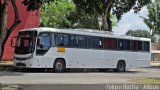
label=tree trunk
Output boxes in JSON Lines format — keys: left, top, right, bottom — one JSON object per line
{"left": 0, "top": 0, "right": 21, "bottom": 60}
{"left": 93, "top": 1, "right": 100, "bottom": 30}
{"left": 0, "top": 0, "right": 9, "bottom": 59}
{"left": 102, "top": 0, "right": 112, "bottom": 31}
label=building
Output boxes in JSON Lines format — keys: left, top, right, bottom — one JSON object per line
{"left": 2, "top": 1, "right": 40, "bottom": 60}
{"left": 151, "top": 43, "right": 160, "bottom": 62}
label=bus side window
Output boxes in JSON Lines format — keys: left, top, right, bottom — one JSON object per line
{"left": 37, "top": 33, "right": 51, "bottom": 49}
{"left": 56, "top": 34, "right": 64, "bottom": 46}
{"left": 110, "top": 38, "right": 117, "bottom": 50}
{"left": 93, "top": 37, "right": 99, "bottom": 49}
{"left": 104, "top": 38, "right": 110, "bottom": 49}
{"left": 43, "top": 36, "right": 51, "bottom": 49}
{"left": 143, "top": 41, "right": 149, "bottom": 51}
{"left": 87, "top": 36, "right": 94, "bottom": 48}
{"left": 130, "top": 41, "right": 143, "bottom": 51}
{"left": 70, "top": 35, "right": 77, "bottom": 47}
{"left": 138, "top": 41, "right": 142, "bottom": 51}
{"left": 78, "top": 35, "right": 86, "bottom": 48}
{"left": 56, "top": 34, "right": 69, "bottom": 47}
{"left": 118, "top": 39, "right": 123, "bottom": 50}
{"left": 123, "top": 40, "right": 130, "bottom": 50}
{"left": 130, "top": 40, "right": 134, "bottom": 51}
{"left": 63, "top": 34, "right": 69, "bottom": 46}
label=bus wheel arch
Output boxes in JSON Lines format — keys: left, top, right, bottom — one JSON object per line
{"left": 114, "top": 60, "right": 126, "bottom": 72}
{"left": 53, "top": 58, "right": 66, "bottom": 72}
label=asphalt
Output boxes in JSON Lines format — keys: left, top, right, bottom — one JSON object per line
{"left": 0, "top": 61, "right": 159, "bottom": 90}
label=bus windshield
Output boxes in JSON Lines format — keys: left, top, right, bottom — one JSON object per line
{"left": 15, "top": 31, "right": 37, "bottom": 54}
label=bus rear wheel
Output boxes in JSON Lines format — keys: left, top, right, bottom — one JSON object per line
{"left": 114, "top": 61, "right": 126, "bottom": 72}
{"left": 53, "top": 59, "right": 66, "bottom": 72}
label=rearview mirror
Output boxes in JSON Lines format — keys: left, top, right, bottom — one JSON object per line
{"left": 11, "top": 36, "right": 17, "bottom": 47}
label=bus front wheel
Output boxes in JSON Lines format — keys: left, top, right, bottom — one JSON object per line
{"left": 114, "top": 60, "right": 126, "bottom": 72}
{"left": 53, "top": 59, "right": 66, "bottom": 72}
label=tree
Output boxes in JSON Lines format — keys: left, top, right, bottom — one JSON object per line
{"left": 141, "top": 0, "right": 160, "bottom": 36}
{"left": 126, "top": 30, "right": 151, "bottom": 38}
{"left": 40, "top": 0, "right": 76, "bottom": 28}
{"left": 73, "top": 0, "right": 151, "bottom": 31}
{"left": 126, "top": 30, "right": 157, "bottom": 42}
{"left": 0, "top": 0, "right": 21, "bottom": 59}
{"left": 40, "top": 0, "right": 118, "bottom": 30}
{"left": 0, "top": 0, "right": 52, "bottom": 60}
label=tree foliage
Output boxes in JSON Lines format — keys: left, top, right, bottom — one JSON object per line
{"left": 40, "top": 0, "right": 118, "bottom": 29}
{"left": 22, "top": 0, "right": 53, "bottom": 11}
{"left": 126, "top": 30, "right": 151, "bottom": 38}
{"left": 73, "top": 0, "right": 151, "bottom": 31}
{"left": 141, "top": 0, "right": 160, "bottom": 36}
{"left": 40, "top": 0, "right": 75, "bottom": 28}
{"left": 126, "top": 30, "right": 157, "bottom": 42}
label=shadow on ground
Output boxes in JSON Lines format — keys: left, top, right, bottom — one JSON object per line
{"left": 0, "top": 65, "right": 24, "bottom": 76}
{"left": 1, "top": 68, "right": 141, "bottom": 74}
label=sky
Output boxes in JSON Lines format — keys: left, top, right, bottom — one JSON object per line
{"left": 113, "top": 6, "right": 149, "bottom": 35}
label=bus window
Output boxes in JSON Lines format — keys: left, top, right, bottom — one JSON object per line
{"left": 78, "top": 35, "right": 86, "bottom": 48}
{"left": 137, "top": 41, "right": 142, "bottom": 51}
{"left": 87, "top": 37, "right": 102, "bottom": 49}
{"left": 130, "top": 40, "right": 135, "bottom": 51}
{"left": 123, "top": 40, "right": 130, "bottom": 50}
{"left": 104, "top": 38, "right": 110, "bottom": 49}
{"left": 70, "top": 35, "right": 86, "bottom": 48}
{"left": 63, "top": 35, "right": 69, "bottom": 46}
{"left": 38, "top": 35, "right": 51, "bottom": 49}
{"left": 56, "top": 34, "right": 63, "bottom": 46}
{"left": 56, "top": 34, "right": 69, "bottom": 47}
{"left": 143, "top": 41, "right": 149, "bottom": 51}
{"left": 87, "top": 36, "right": 94, "bottom": 48}
{"left": 118, "top": 39, "right": 124, "bottom": 50}
{"left": 118, "top": 39, "right": 130, "bottom": 50}
{"left": 130, "top": 41, "right": 142, "bottom": 51}
{"left": 43, "top": 37, "right": 51, "bottom": 48}
{"left": 36, "top": 33, "right": 51, "bottom": 55}
{"left": 110, "top": 38, "right": 117, "bottom": 50}
{"left": 70, "top": 35, "right": 77, "bottom": 47}
{"left": 93, "top": 37, "right": 103, "bottom": 49}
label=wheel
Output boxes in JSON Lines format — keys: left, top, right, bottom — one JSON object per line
{"left": 114, "top": 61, "right": 126, "bottom": 72}
{"left": 53, "top": 59, "right": 66, "bottom": 72}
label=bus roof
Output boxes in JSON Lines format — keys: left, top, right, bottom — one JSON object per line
{"left": 20, "top": 27, "right": 151, "bottom": 41}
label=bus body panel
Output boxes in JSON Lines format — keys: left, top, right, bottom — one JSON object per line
{"left": 13, "top": 27, "right": 151, "bottom": 70}
{"left": 14, "top": 47, "right": 151, "bottom": 69}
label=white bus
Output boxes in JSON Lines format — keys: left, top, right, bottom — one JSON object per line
{"left": 13, "top": 27, "right": 151, "bottom": 72}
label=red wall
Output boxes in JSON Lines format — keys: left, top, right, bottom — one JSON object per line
{"left": 2, "top": 1, "right": 40, "bottom": 60}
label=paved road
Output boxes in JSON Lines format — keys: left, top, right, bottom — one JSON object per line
{"left": 0, "top": 67, "right": 159, "bottom": 84}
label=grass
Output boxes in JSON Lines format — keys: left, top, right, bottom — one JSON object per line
{"left": 0, "top": 60, "right": 14, "bottom": 70}
{"left": 131, "top": 78, "right": 160, "bottom": 84}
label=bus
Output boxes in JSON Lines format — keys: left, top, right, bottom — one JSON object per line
{"left": 12, "top": 27, "right": 151, "bottom": 72}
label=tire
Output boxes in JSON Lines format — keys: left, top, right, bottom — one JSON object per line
{"left": 53, "top": 59, "right": 66, "bottom": 72}
{"left": 114, "top": 61, "right": 126, "bottom": 72}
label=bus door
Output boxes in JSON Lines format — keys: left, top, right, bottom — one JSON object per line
{"left": 36, "top": 32, "right": 52, "bottom": 67}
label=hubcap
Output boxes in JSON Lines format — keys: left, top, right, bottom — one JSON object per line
{"left": 56, "top": 62, "right": 63, "bottom": 70}
{"left": 118, "top": 63, "right": 124, "bottom": 71}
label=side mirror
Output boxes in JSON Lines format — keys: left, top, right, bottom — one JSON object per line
{"left": 11, "top": 36, "right": 17, "bottom": 47}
